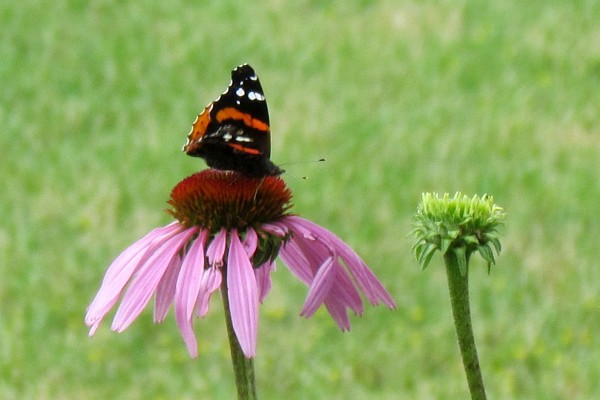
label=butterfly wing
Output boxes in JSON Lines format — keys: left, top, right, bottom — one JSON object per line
{"left": 184, "top": 64, "right": 280, "bottom": 176}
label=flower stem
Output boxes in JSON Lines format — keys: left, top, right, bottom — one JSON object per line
{"left": 443, "top": 251, "right": 487, "bottom": 400}
{"left": 221, "top": 276, "right": 257, "bottom": 400}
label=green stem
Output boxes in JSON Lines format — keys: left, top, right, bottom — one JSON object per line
{"left": 221, "top": 274, "right": 257, "bottom": 400}
{"left": 444, "top": 251, "right": 487, "bottom": 400}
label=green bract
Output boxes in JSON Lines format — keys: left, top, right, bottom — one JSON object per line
{"left": 411, "top": 192, "right": 505, "bottom": 274}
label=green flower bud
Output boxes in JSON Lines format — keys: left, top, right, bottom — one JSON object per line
{"left": 411, "top": 192, "right": 505, "bottom": 274}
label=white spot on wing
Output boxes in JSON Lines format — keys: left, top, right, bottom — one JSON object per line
{"left": 248, "top": 91, "right": 265, "bottom": 101}
{"left": 236, "top": 136, "right": 253, "bottom": 142}
{"left": 236, "top": 88, "right": 245, "bottom": 97}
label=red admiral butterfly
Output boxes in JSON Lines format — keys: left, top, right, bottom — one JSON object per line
{"left": 183, "top": 64, "right": 283, "bottom": 178}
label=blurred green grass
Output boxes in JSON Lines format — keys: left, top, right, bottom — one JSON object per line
{"left": 2, "top": 0, "right": 600, "bottom": 398}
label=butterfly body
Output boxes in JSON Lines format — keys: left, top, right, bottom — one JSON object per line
{"left": 184, "top": 64, "right": 283, "bottom": 178}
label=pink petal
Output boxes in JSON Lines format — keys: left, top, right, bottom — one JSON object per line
{"left": 283, "top": 217, "right": 318, "bottom": 240}
{"left": 227, "top": 229, "right": 258, "bottom": 358}
{"left": 87, "top": 249, "right": 149, "bottom": 335}
{"left": 85, "top": 222, "right": 182, "bottom": 334}
{"left": 154, "top": 254, "right": 182, "bottom": 322}
{"left": 255, "top": 261, "right": 275, "bottom": 303}
{"left": 176, "top": 230, "right": 208, "bottom": 319}
{"left": 261, "top": 223, "right": 288, "bottom": 237}
{"left": 279, "top": 240, "right": 314, "bottom": 285}
{"left": 326, "top": 260, "right": 364, "bottom": 315}
{"left": 300, "top": 256, "right": 335, "bottom": 317}
{"left": 332, "top": 240, "right": 396, "bottom": 308}
{"left": 284, "top": 221, "right": 333, "bottom": 268}
{"left": 243, "top": 228, "right": 274, "bottom": 302}
{"left": 286, "top": 216, "right": 396, "bottom": 308}
{"left": 99, "top": 222, "right": 181, "bottom": 289}
{"left": 196, "top": 266, "right": 222, "bottom": 318}
{"left": 324, "top": 298, "right": 351, "bottom": 331}
{"left": 206, "top": 228, "right": 227, "bottom": 267}
{"left": 315, "top": 267, "right": 364, "bottom": 332}
{"left": 111, "top": 227, "right": 197, "bottom": 332}
{"left": 242, "top": 228, "right": 258, "bottom": 257}
{"left": 174, "top": 230, "right": 208, "bottom": 358}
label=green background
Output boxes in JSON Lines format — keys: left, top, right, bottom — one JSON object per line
{"left": 2, "top": 0, "right": 599, "bottom": 398}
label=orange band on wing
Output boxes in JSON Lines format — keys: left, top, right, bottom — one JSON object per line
{"left": 227, "top": 143, "right": 261, "bottom": 155}
{"left": 215, "top": 107, "right": 269, "bottom": 132}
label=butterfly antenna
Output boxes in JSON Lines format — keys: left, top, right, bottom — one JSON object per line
{"left": 278, "top": 158, "right": 326, "bottom": 169}
{"left": 277, "top": 158, "right": 326, "bottom": 180}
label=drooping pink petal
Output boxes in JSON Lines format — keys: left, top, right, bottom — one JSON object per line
{"left": 282, "top": 217, "right": 318, "bottom": 241}
{"left": 189, "top": 228, "right": 226, "bottom": 320}
{"left": 339, "top": 248, "right": 396, "bottom": 308}
{"left": 111, "top": 227, "right": 197, "bottom": 332}
{"left": 275, "top": 215, "right": 397, "bottom": 330}
{"left": 154, "top": 254, "right": 182, "bottom": 322}
{"left": 326, "top": 260, "right": 364, "bottom": 315}
{"left": 87, "top": 249, "right": 148, "bottom": 335}
{"left": 227, "top": 229, "right": 258, "bottom": 358}
{"left": 206, "top": 228, "right": 227, "bottom": 267}
{"left": 242, "top": 228, "right": 275, "bottom": 303}
{"left": 176, "top": 230, "right": 209, "bottom": 318}
{"left": 300, "top": 256, "right": 335, "bottom": 317}
{"left": 261, "top": 222, "right": 289, "bottom": 237}
{"left": 242, "top": 227, "right": 258, "bottom": 257}
{"left": 96, "top": 222, "right": 181, "bottom": 290}
{"left": 280, "top": 225, "right": 332, "bottom": 282}
{"left": 85, "top": 222, "right": 182, "bottom": 334}
{"left": 317, "top": 262, "right": 364, "bottom": 331}
{"left": 196, "top": 265, "right": 222, "bottom": 318}
{"left": 312, "top": 278, "right": 363, "bottom": 332}
{"left": 279, "top": 239, "right": 314, "bottom": 285}
{"left": 324, "top": 298, "right": 352, "bottom": 331}
{"left": 284, "top": 219, "right": 333, "bottom": 270}
{"left": 174, "top": 230, "right": 208, "bottom": 357}
{"left": 255, "top": 261, "right": 275, "bottom": 303}
{"left": 286, "top": 216, "right": 396, "bottom": 308}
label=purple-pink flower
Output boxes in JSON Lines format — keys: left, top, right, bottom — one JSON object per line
{"left": 86, "top": 170, "right": 395, "bottom": 358}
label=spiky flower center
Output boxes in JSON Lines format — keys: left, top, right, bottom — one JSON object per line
{"left": 167, "top": 170, "right": 293, "bottom": 233}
